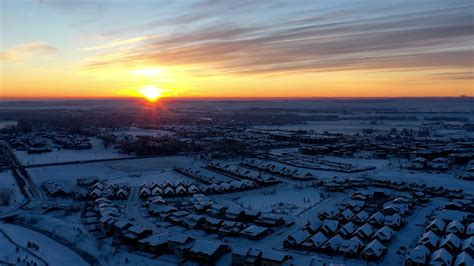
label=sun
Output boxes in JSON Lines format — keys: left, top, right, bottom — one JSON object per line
{"left": 140, "top": 86, "right": 164, "bottom": 102}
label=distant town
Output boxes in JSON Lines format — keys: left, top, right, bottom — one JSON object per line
{"left": 0, "top": 98, "right": 472, "bottom": 266}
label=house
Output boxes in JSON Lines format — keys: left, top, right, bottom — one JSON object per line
{"left": 430, "top": 248, "right": 453, "bottom": 266}
{"left": 165, "top": 233, "right": 194, "bottom": 251}
{"left": 405, "top": 245, "right": 430, "bottom": 266}
{"left": 319, "top": 209, "right": 338, "bottom": 220}
{"left": 355, "top": 223, "right": 374, "bottom": 240}
{"left": 338, "top": 236, "right": 362, "bottom": 257}
{"left": 461, "top": 236, "right": 474, "bottom": 255}
{"left": 284, "top": 229, "right": 311, "bottom": 248}
{"left": 439, "top": 233, "right": 462, "bottom": 253}
{"left": 90, "top": 188, "right": 102, "bottom": 199}
{"left": 418, "top": 231, "right": 440, "bottom": 251}
{"left": 138, "top": 234, "right": 169, "bottom": 255}
{"left": 407, "top": 157, "right": 427, "bottom": 170}
{"left": 353, "top": 211, "right": 370, "bottom": 225}
{"left": 185, "top": 240, "right": 230, "bottom": 264}
{"left": 243, "top": 210, "right": 261, "bottom": 221}
{"left": 338, "top": 222, "right": 357, "bottom": 238}
{"left": 321, "top": 234, "right": 343, "bottom": 254}
{"left": 302, "top": 232, "right": 327, "bottom": 251}
{"left": 426, "top": 219, "right": 446, "bottom": 235}
{"left": 454, "top": 251, "right": 473, "bottom": 266}
{"left": 374, "top": 226, "right": 394, "bottom": 243}
{"left": 149, "top": 204, "right": 177, "bottom": 217}
{"left": 431, "top": 157, "right": 449, "bottom": 171}
{"left": 260, "top": 250, "right": 291, "bottom": 266}
{"left": 203, "top": 217, "right": 224, "bottom": 232}
{"left": 209, "top": 204, "right": 228, "bottom": 217}
{"left": 385, "top": 214, "right": 403, "bottom": 230}
{"left": 368, "top": 212, "right": 385, "bottom": 227}
{"left": 321, "top": 219, "right": 340, "bottom": 236}
{"left": 362, "top": 239, "right": 386, "bottom": 261}
{"left": 116, "top": 188, "right": 129, "bottom": 199}
{"left": 337, "top": 209, "right": 355, "bottom": 222}
{"left": 259, "top": 213, "right": 285, "bottom": 227}
{"left": 127, "top": 225, "right": 152, "bottom": 239}
{"left": 139, "top": 187, "right": 150, "bottom": 199}
{"left": 304, "top": 220, "right": 323, "bottom": 234}
{"left": 240, "top": 225, "right": 270, "bottom": 240}
{"left": 112, "top": 219, "right": 133, "bottom": 233}
{"left": 446, "top": 220, "right": 465, "bottom": 236}
{"left": 231, "top": 246, "right": 262, "bottom": 266}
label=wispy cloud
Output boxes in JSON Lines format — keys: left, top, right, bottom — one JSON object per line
{"left": 82, "top": 35, "right": 160, "bottom": 51}
{"left": 80, "top": 1, "right": 474, "bottom": 78}
{"left": 0, "top": 41, "right": 57, "bottom": 61}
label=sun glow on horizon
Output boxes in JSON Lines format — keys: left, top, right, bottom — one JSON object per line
{"left": 140, "top": 86, "right": 165, "bottom": 102}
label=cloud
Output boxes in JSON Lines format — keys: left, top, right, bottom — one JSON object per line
{"left": 82, "top": 35, "right": 160, "bottom": 51}
{"left": 0, "top": 42, "right": 57, "bottom": 61}
{"left": 80, "top": 2, "right": 474, "bottom": 76}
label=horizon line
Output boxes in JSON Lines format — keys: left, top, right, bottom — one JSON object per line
{"left": 1, "top": 95, "right": 472, "bottom": 102}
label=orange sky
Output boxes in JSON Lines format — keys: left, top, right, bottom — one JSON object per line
{"left": 1, "top": 1, "right": 473, "bottom": 99}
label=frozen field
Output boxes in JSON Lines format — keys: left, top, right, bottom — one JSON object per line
{"left": 233, "top": 186, "right": 322, "bottom": 215}
{"left": 113, "top": 127, "right": 174, "bottom": 137}
{"left": 255, "top": 118, "right": 473, "bottom": 137}
{"left": 14, "top": 138, "right": 131, "bottom": 165}
{"left": 0, "top": 170, "right": 25, "bottom": 214}
{"left": 28, "top": 156, "right": 195, "bottom": 186}
{"left": 0, "top": 223, "right": 88, "bottom": 266}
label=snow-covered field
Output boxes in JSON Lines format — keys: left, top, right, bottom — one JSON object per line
{"left": 0, "top": 223, "right": 88, "bottom": 266}
{"left": 113, "top": 127, "right": 174, "bottom": 137}
{"left": 234, "top": 186, "right": 322, "bottom": 215}
{"left": 14, "top": 138, "right": 131, "bottom": 165}
{"left": 28, "top": 155, "right": 196, "bottom": 186}
{"left": 0, "top": 170, "right": 25, "bottom": 214}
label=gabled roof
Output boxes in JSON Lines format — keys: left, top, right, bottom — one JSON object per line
{"left": 467, "top": 223, "right": 474, "bottom": 235}
{"left": 462, "top": 236, "right": 474, "bottom": 253}
{"left": 385, "top": 214, "right": 402, "bottom": 226}
{"left": 190, "top": 240, "right": 227, "bottom": 256}
{"left": 405, "top": 245, "right": 430, "bottom": 264}
{"left": 427, "top": 218, "right": 446, "bottom": 233}
{"left": 339, "top": 209, "right": 355, "bottom": 220}
{"left": 362, "top": 239, "right": 385, "bottom": 258}
{"left": 454, "top": 251, "right": 473, "bottom": 266}
{"left": 355, "top": 223, "right": 374, "bottom": 238}
{"left": 307, "top": 232, "right": 327, "bottom": 247}
{"left": 288, "top": 229, "right": 311, "bottom": 245}
{"left": 260, "top": 250, "right": 289, "bottom": 262}
{"left": 353, "top": 211, "right": 370, "bottom": 222}
{"left": 430, "top": 248, "right": 453, "bottom": 264}
{"left": 374, "top": 226, "right": 393, "bottom": 241}
{"left": 446, "top": 220, "right": 465, "bottom": 234}
{"left": 369, "top": 212, "right": 385, "bottom": 223}
{"left": 322, "top": 219, "right": 339, "bottom": 233}
{"left": 418, "top": 231, "right": 440, "bottom": 248}
{"left": 439, "top": 233, "right": 462, "bottom": 250}
{"left": 339, "top": 236, "right": 362, "bottom": 253}
{"left": 340, "top": 222, "right": 357, "bottom": 235}
{"left": 322, "top": 234, "right": 343, "bottom": 251}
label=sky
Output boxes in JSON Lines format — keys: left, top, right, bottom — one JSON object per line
{"left": 0, "top": 0, "right": 473, "bottom": 99}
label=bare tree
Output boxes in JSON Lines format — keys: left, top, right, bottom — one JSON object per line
{"left": 0, "top": 188, "right": 14, "bottom": 206}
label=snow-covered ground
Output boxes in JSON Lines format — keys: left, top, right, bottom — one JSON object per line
{"left": 0, "top": 170, "right": 25, "bottom": 214}
{"left": 14, "top": 138, "right": 131, "bottom": 165}
{"left": 113, "top": 127, "right": 174, "bottom": 137}
{"left": 233, "top": 186, "right": 322, "bottom": 215}
{"left": 0, "top": 223, "right": 88, "bottom": 266}
{"left": 28, "top": 155, "right": 196, "bottom": 186}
